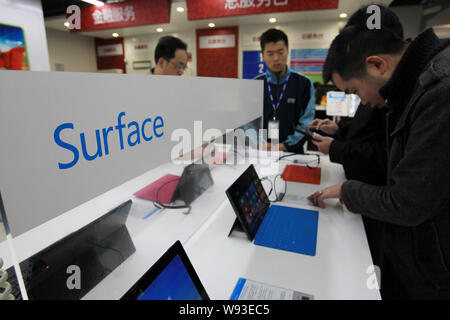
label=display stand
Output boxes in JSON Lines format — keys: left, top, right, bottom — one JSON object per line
{"left": 227, "top": 218, "right": 246, "bottom": 238}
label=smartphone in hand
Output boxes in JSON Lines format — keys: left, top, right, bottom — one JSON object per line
{"left": 295, "top": 128, "right": 321, "bottom": 142}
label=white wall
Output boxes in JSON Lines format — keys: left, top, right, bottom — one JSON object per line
{"left": 124, "top": 30, "right": 196, "bottom": 76}
{"left": 0, "top": 0, "right": 50, "bottom": 71}
{"left": 46, "top": 28, "right": 97, "bottom": 73}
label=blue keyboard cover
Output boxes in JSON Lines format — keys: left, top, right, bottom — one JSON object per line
{"left": 254, "top": 205, "right": 318, "bottom": 256}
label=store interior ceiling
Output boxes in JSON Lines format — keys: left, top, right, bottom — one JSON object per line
{"left": 42, "top": 0, "right": 450, "bottom": 39}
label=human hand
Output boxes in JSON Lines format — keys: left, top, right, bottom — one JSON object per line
{"left": 311, "top": 133, "right": 333, "bottom": 155}
{"left": 309, "top": 119, "right": 339, "bottom": 135}
{"left": 307, "top": 183, "right": 343, "bottom": 208}
{"left": 265, "top": 142, "right": 286, "bottom": 152}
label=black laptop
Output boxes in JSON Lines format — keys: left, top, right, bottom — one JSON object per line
{"left": 6, "top": 199, "right": 135, "bottom": 300}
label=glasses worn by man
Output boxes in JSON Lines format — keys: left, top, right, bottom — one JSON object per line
{"left": 167, "top": 59, "right": 188, "bottom": 72}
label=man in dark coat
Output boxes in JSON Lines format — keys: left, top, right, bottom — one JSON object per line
{"left": 308, "top": 22, "right": 450, "bottom": 299}
{"left": 308, "top": 5, "right": 403, "bottom": 277}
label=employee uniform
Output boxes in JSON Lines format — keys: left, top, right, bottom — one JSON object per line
{"left": 255, "top": 67, "right": 315, "bottom": 152}
{"left": 342, "top": 29, "right": 450, "bottom": 299}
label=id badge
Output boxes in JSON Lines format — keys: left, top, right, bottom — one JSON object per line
{"left": 268, "top": 120, "right": 280, "bottom": 140}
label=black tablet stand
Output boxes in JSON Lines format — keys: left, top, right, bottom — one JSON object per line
{"left": 228, "top": 218, "right": 246, "bottom": 237}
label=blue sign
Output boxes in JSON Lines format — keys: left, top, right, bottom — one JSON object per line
{"left": 243, "top": 50, "right": 267, "bottom": 79}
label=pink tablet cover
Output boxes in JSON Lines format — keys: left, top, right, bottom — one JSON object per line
{"left": 212, "top": 152, "right": 227, "bottom": 165}
{"left": 133, "top": 174, "right": 180, "bottom": 204}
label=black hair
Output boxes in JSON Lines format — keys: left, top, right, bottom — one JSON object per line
{"left": 323, "top": 5, "right": 406, "bottom": 83}
{"left": 260, "top": 28, "right": 288, "bottom": 51}
{"left": 154, "top": 36, "right": 187, "bottom": 64}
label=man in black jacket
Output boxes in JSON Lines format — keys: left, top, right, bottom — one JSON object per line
{"left": 308, "top": 23, "right": 450, "bottom": 299}
{"left": 309, "top": 105, "right": 387, "bottom": 185}
{"left": 309, "top": 4, "right": 402, "bottom": 186}
{"left": 308, "top": 6, "right": 402, "bottom": 274}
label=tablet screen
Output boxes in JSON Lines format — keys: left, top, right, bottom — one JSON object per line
{"left": 137, "top": 254, "right": 202, "bottom": 300}
{"left": 121, "top": 241, "right": 209, "bottom": 300}
{"left": 226, "top": 165, "right": 270, "bottom": 240}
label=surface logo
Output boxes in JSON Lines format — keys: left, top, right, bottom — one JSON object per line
{"left": 53, "top": 112, "right": 165, "bottom": 170}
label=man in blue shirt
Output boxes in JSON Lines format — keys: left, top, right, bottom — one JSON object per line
{"left": 254, "top": 28, "right": 315, "bottom": 152}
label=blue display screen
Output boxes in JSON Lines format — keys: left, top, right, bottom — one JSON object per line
{"left": 137, "top": 255, "right": 202, "bottom": 300}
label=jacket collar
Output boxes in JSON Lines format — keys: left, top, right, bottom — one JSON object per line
{"left": 266, "top": 65, "right": 291, "bottom": 85}
{"left": 379, "top": 28, "right": 442, "bottom": 109}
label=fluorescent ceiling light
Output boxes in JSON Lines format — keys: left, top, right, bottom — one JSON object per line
{"left": 156, "top": 27, "right": 163, "bottom": 32}
{"left": 269, "top": 17, "right": 277, "bottom": 23}
{"left": 176, "top": 7, "right": 185, "bottom": 13}
{"left": 208, "top": 23, "right": 215, "bottom": 28}
{"left": 81, "top": 0, "right": 104, "bottom": 7}
{"left": 339, "top": 13, "right": 347, "bottom": 18}
{"left": 64, "top": 21, "right": 70, "bottom": 28}
{"left": 112, "top": 32, "right": 119, "bottom": 37}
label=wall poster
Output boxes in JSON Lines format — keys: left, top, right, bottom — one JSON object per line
{"left": 290, "top": 48, "right": 328, "bottom": 83}
{"left": 0, "top": 23, "right": 29, "bottom": 71}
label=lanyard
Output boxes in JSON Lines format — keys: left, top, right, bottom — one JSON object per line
{"left": 266, "top": 73, "right": 290, "bottom": 120}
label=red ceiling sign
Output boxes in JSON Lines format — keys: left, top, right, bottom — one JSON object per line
{"left": 71, "top": 0, "right": 171, "bottom": 32}
{"left": 186, "top": 0, "right": 339, "bottom": 20}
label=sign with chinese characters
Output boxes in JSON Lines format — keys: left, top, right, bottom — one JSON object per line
{"left": 196, "top": 27, "right": 238, "bottom": 78}
{"left": 131, "top": 43, "right": 152, "bottom": 53}
{"left": 72, "top": 0, "right": 171, "bottom": 32}
{"left": 301, "top": 32, "right": 324, "bottom": 40}
{"left": 199, "top": 34, "right": 236, "bottom": 49}
{"left": 97, "top": 43, "right": 124, "bottom": 57}
{"left": 242, "top": 32, "right": 262, "bottom": 46}
{"left": 186, "top": 0, "right": 338, "bottom": 20}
